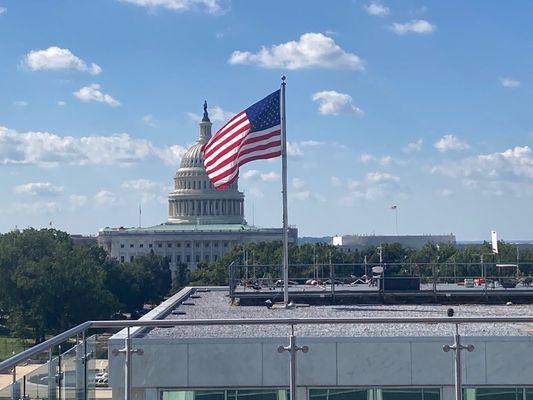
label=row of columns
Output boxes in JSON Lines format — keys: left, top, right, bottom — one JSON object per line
{"left": 175, "top": 179, "right": 237, "bottom": 191}
{"left": 170, "top": 199, "right": 244, "bottom": 217}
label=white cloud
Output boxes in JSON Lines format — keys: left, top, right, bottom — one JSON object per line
{"left": 390, "top": 19, "right": 436, "bottom": 35}
{"left": 14, "top": 201, "right": 59, "bottom": 214}
{"left": 0, "top": 125, "right": 187, "bottom": 167}
{"left": 57, "top": 101, "right": 67, "bottom": 107}
{"left": 119, "top": 0, "right": 224, "bottom": 13}
{"left": 366, "top": 171, "right": 399, "bottom": 183}
{"left": 379, "top": 155, "right": 393, "bottom": 166}
{"left": 121, "top": 179, "right": 167, "bottom": 191}
{"left": 242, "top": 169, "right": 279, "bottom": 182}
{"left": 0, "top": 7, "right": 7, "bottom": 15}
{"left": 94, "top": 190, "right": 117, "bottom": 206}
{"left": 360, "top": 154, "right": 394, "bottom": 165}
{"left": 23, "top": 46, "right": 101, "bottom": 75}
{"left": 287, "top": 142, "right": 304, "bottom": 157}
{"left": 360, "top": 154, "right": 375, "bottom": 163}
{"left": 312, "top": 90, "right": 363, "bottom": 116}
{"left": 434, "top": 134, "right": 469, "bottom": 152}
{"left": 500, "top": 77, "right": 520, "bottom": 88}
{"left": 403, "top": 139, "right": 423, "bottom": 153}
{"left": 121, "top": 179, "right": 168, "bottom": 204}
{"left": 74, "top": 84, "right": 120, "bottom": 107}
{"left": 341, "top": 172, "right": 401, "bottom": 202}
{"left": 292, "top": 177, "right": 305, "bottom": 190}
{"left": 300, "top": 140, "right": 324, "bottom": 147}
{"left": 13, "top": 101, "right": 28, "bottom": 107}
{"left": 69, "top": 195, "right": 87, "bottom": 210}
{"left": 363, "top": 2, "right": 389, "bottom": 16}
{"left": 14, "top": 182, "right": 63, "bottom": 196}
{"left": 331, "top": 176, "right": 342, "bottom": 187}
{"left": 229, "top": 32, "right": 364, "bottom": 71}
{"left": 248, "top": 187, "right": 264, "bottom": 198}
{"left": 290, "top": 190, "right": 326, "bottom": 202}
{"left": 187, "top": 105, "right": 235, "bottom": 123}
{"left": 142, "top": 114, "right": 158, "bottom": 127}
{"left": 432, "top": 145, "right": 533, "bottom": 180}
{"left": 153, "top": 144, "right": 188, "bottom": 165}
{"left": 438, "top": 188, "right": 454, "bottom": 197}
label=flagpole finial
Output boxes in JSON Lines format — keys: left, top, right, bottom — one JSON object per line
{"left": 281, "top": 75, "right": 286, "bottom": 82}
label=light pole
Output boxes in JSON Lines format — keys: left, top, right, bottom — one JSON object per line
{"left": 390, "top": 205, "right": 398, "bottom": 235}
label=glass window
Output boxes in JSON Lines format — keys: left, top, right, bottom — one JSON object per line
{"left": 310, "top": 388, "right": 439, "bottom": 400}
{"left": 196, "top": 392, "right": 225, "bottom": 400}
{"left": 465, "top": 388, "right": 521, "bottom": 400}
{"left": 120, "top": 244, "right": 124, "bottom": 248}
{"left": 310, "top": 389, "right": 368, "bottom": 400}
{"left": 149, "top": 244, "right": 153, "bottom": 248}
{"left": 140, "top": 244, "right": 144, "bottom": 248}
{"left": 120, "top": 256, "right": 124, "bottom": 262}
{"left": 161, "top": 391, "right": 288, "bottom": 400}
{"left": 130, "top": 244, "right": 134, "bottom": 248}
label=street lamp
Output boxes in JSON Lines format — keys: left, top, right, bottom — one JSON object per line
{"left": 390, "top": 205, "right": 398, "bottom": 235}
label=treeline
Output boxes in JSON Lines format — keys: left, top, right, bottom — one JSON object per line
{"left": 0, "top": 229, "right": 171, "bottom": 343}
{"left": 183, "top": 240, "right": 533, "bottom": 286}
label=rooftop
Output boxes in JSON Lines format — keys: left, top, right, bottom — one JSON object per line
{"left": 142, "top": 288, "right": 533, "bottom": 339}
{"left": 99, "top": 223, "right": 290, "bottom": 234}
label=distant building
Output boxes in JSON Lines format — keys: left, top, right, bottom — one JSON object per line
{"left": 332, "top": 233, "right": 456, "bottom": 250}
{"left": 97, "top": 103, "right": 297, "bottom": 275}
{"left": 71, "top": 234, "right": 97, "bottom": 246}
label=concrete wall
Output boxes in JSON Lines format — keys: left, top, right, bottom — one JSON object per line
{"left": 108, "top": 335, "right": 533, "bottom": 399}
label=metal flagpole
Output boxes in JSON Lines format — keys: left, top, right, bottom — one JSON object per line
{"left": 280, "top": 75, "right": 289, "bottom": 307}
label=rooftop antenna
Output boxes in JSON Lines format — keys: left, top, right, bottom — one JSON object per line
{"left": 138, "top": 204, "right": 142, "bottom": 228}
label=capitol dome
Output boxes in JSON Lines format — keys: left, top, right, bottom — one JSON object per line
{"left": 168, "top": 102, "right": 246, "bottom": 225}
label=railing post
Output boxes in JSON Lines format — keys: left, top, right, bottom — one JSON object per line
{"left": 277, "top": 325, "right": 309, "bottom": 400}
{"left": 443, "top": 324, "right": 475, "bottom": 400}
{"left": 125, "top": 327, "right": 131, "bottom": 400}
{"left": 112, "top": 326, "right": 144, "bottom": 400}
{"left": 57, "top": 345, "right": 62, "bottom": 400}
{"left": 48, "top": 347, "right": 57, "bottom": 400}
{"left": 76, "top": 333, "right": 85, "bottom": 400}
{"left": 11, "top": 364, "right": 19, "bottom": 400}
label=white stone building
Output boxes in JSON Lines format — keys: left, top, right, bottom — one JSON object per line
{"left": 97, "top": 103, "right": 297, "bottom": 273}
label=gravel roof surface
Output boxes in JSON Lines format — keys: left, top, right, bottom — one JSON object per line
{"left": 143, "top": 290, "right": 533, "bottom": 339}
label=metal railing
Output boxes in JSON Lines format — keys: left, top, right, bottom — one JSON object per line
{"left": 229, "top": 262, "right": 533, "bottom": 301}
{"left": 3, "top": 314, "right": 533, "bottom": 400}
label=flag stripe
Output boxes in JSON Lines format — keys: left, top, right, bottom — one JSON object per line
{"left": 210, "top": 148, "right": 282, "bottom": 186}
{"left": 205, "top": 112, "right": 247, "bottom": 147}
{"left": 205, "top": 127, "right": 281, "bottom": 171}
{"left": 203, "top": 118, "right": 251, "bottom": 160}
{"left": 206, "top": 134, "right": 281, "bottom": 176}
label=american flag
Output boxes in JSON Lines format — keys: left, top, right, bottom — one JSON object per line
{"left": 202, "top": 90, "right": 282, "bottom": 189}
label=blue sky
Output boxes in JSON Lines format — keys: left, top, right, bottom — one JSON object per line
{"left": 1, "top": 0, "right": 532, "bottom": 240}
